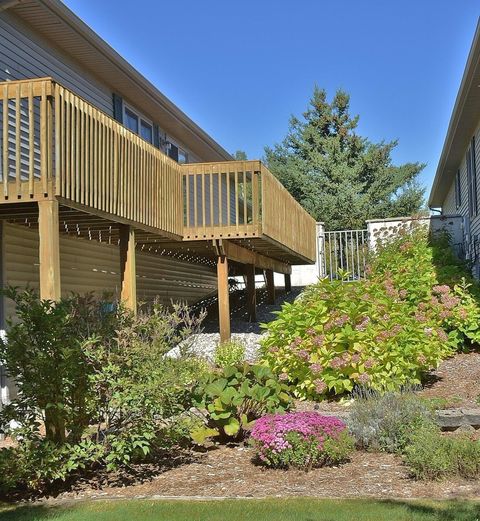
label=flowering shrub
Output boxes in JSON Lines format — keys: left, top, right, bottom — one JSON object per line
{"left": 262, "top": 225, "right": 480, "bottom": 399}
{"left": 250, "top": 412, "right": 354, "bottom": 469}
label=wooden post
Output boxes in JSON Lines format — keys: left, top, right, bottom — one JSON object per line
{"left": 245, "top": 263, "right": 256, "bottom": 322}
{"left": 284, "top": 273, "right": 292, "bottom": 293}
{"left": 217, "top": 255, "right": 230, "bottom": 342}
{"left": 119, "top": 224, "right": 137, "bottom": 313}
{"left": 265, "top": 269, "right": 275, "bottom": 304}
{"left": 38, "top": 200, "right": 61, "bottom": 301}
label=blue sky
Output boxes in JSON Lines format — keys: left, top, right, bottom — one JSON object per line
{"left": 63, "top": 0, "right": 479, "bottom": 195}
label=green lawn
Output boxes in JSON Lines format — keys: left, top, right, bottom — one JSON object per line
{"left": 1, "top": 499, "right": 480, "bottom": 521}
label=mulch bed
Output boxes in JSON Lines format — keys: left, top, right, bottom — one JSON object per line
{"left": 418, "top": 351, "right": 480, "bottom": 408}
{"left": 5, "top": 351, "right": 480, "bottom": 502}
{"left": 50, "top": 446, "right": 480, "bottom": 501}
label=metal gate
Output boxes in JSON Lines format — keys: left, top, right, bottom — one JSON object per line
{"left": 319, "top": 229, "right": 368, "bottom": 282}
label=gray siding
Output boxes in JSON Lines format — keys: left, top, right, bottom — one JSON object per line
{"left": 0, "top": 11, "right": 113, "bottom": 115}
{"left": 2, "top": 223, "right": 216, "bottom": 321}
{"left": 440, "top": 120, "right": 480, "bottom": 270}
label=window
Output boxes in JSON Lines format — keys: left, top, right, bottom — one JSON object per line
{"left": 124, "top": 107, "right": 138, "bottom": 134}
{"left": 167, "top": 141, "right": 188, "bottom": 164}
{"left": 455, "top": 169, "right": 462, "bottom": 209}
{"left": 140, "top": 120, "right": 153, "bottom": 143}
{"left": 178, "top": 148, "right": 188, "bottom": 164}
{"left": 467, "top": 137, "right": 478, "bottom": 218}
{"left": 123, "top": 104, "right": 153, "bottom": 144}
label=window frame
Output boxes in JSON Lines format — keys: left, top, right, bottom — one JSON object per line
{"left": 455, "top": 169, "right": 462, "bottom": 210}
{"left": 467, "top": 137, "right": 478, "bottom": 218}
{"left": 122, "top": 103, "right": 154, "bottom": 145}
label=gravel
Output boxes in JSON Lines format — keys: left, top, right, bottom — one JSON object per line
{"left": 170, "top": 286, "right": 304, "bottom": 362}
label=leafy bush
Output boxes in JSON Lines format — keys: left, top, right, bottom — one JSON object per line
{"left": 191, "top": 363, "right": 292, "bottom": 443}
{"left": 214, "top": 340, "right": 246, "bottom": 368}
{"left": 250, "top": 412, "right": 354, "bottom": 470}
{"left": 404, "top": 428, "right": 480, "bottom": 480}
{"left": 0, "top": 289, "right": 206, "bottom": 492}
{"left": 348, "top": 390, "right": 436, "bottom": 453}
{"left": 261, "top": 225, "right": 480, "bottom": 399}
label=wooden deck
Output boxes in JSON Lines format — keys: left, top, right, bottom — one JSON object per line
{"left": 0, "top": 77, "right": 316, "bottom": 265}
{"left": 182, "top": 161, "right": 316, "bottom": 263}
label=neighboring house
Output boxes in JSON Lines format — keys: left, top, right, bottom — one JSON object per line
{"left": 429, "top": 20, "right": 480, "bottom": 274}
{"left": 0, "top": 0, "right": 316, "bottom": 344}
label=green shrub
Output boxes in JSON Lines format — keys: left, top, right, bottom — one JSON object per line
{"left": 404, "top": 428, "right": 480, "bottom": 480}
{"left": 0, "top": 289, "right": 206, "bottom": 492}
{"left": 348, "top": 391, "right": 436, "bottom": 453}
{"left": 214, "top": 340, "right": 246, "bottom": 368}
{"left": 191, "top": 363, "right": 292, "bottom": 443}
{"left": 261, "top": 225, "right": 480, "bottom": 399}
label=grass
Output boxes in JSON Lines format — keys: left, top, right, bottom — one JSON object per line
{"left": 1, "top": 499, "right": 480, "bottom": 521}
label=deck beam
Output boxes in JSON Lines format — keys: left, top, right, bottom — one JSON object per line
{"left": 217, "top": 255, "right": 230, "bottom": 343}
{"left": 245, "top": 263, "right": 256, "bottom": 322}
{"left": 284, "top": 273, "right": 292, "bottom": 293}
{"left": 265, "top": 269, "right": 275, "bottom": 305}
{"left": 38, "top": 199, "right": 61, "bottom": 301}
{"left": 215, "top": 239, "right": 291, "bottom": 275}
{"left": 119, "top": 224, "right": 137, "bottom": 313}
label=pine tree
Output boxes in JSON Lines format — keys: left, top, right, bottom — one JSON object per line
{"left": 264, "top": 87, "right": 425, "bottom": 230}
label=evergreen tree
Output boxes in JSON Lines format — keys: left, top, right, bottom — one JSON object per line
{"left": 264, "top": 87, "right": 425, "bottom": 230}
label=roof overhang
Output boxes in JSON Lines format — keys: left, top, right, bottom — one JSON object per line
{"left": 429, "top": 19, "right": 480, "bottom": 208}
{"left": 0, "top": 0, "right": 232, "bottom": 162}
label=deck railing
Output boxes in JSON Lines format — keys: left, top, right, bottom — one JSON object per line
{"left": 0, "top": 77, "right": 183, "bottom": 238}
{"left": 182, "top": 160, "right": 316, "bottom": 262}
{"left": 0, "top": 77, "right": 316, "bottom": 262}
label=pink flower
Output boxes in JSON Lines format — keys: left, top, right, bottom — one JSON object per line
{"left": 458, "top": 308, "right": 468, "bottom": 320}
{"left": 297, "top": 349, "right": 310, "bottom": 361}
{"left": 279, "top": 372, "right": 289, "bottom": 381}
{"left": 312, "top": 335, "right": 325, "bottom": 346}
{"left": 399, "top": 289, "right": 408, "bottom": 299}
{"left": 436, "top": 328, "right": 448, "bottom": 342}
{"left": 269, "top": 346, "right": 279, "bottom": 353}
{"left": 306, "top": 328, "right": 316, "bottom": 336}
{"left": 417, "top": 354, "right": 427, "bottom": 365}
{"left": 351, "top": 353, "right": 361, "bottom": 364}
{"left": 355, "top": 316, "right": 370, "bottom": 331}
{"left": 314, "top": 379, "right": 327, "bottom": 394}
{"left": 330, "top": 356, "right": 348, "bottom": 369}
{"left": 433, "top": 285, "right": 450, "bottom": 295}
{"left": 250, "top": 412, "right": 347, "bottom": 463}
{"left": 309, "top": 363, "right": 324, "bottom": 374}
{"left": 364, "top": 358, "right": 376, "bottom": 369}
{"left": 357, "top": 373, "right": 370, "bottom": 384}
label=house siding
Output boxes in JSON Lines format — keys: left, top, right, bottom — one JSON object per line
{"left": 0, "top": 11, "right": 207, "bottom": 164}
{"left": 440, "top": 120, "right": 480, "bottom": 271}
{"left": 2, "top": 223, "right": 217, "bottom": 321}
{"left": 0, "top": 11, "right": 113, "bottom": 115}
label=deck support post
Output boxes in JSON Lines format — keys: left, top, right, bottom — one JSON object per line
{"left": 119, "top": 224, "right": 137, "bottom": 313}
{"left": 38, "top": 199, "right": 61, "bottom": 301}
{"left": 245, "top": 264, "right": 256, "bottom": 322}
{"left": 284, "top": 273, "right": 292, "bottom": 294}
{"left": 217, "top": 255, "right": 231, "bottom": 343}
{"left": 265, "top": 269, "right": 275, "bottom": 304}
